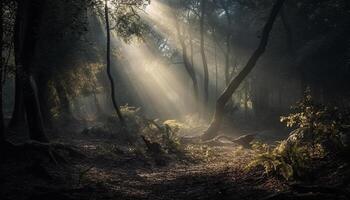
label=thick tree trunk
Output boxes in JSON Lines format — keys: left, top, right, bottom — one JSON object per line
{"left": 8, "top": 4, "right": 25, "bottom": 129}
{"left": 202, "top": 0, "right": 286, "bottom": 140}
{"left": 200, "top": 0, "right": 209, "bottom": 106}
{"left": 104, "top": 0, "right": 125, "bottom": 126}
{"left": 16, "top": 0, "right": 48, "bottom": 142}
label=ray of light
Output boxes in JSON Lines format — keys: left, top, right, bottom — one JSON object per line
{"left": 105, "top": 0, "right": 250, "bottom": 120}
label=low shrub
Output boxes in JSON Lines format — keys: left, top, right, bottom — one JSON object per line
{"left": 248, "top": 89, "right": 350, "bottom": 180}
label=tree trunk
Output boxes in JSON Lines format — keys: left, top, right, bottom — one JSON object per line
{"left": 174, "top": 12, "right": 199, "bottom": 112}
{"left": 8, "top": 75, "right": 25, "bottom": 128}
{"left": 224, "top": 34, "right": 231, "bottom": 85}
{"left": 55, "top": 80, "right": 71, "bottom": 117}
{"left": 104, "top": 0, "right": 125, "bottom": 126}
{"left": 280, "top": 6, "right": 306, "bottom": 95}
{"left": 214, "top": 39, "right": 218, "bottom": 98}
{"left": 202, "top": 0, "right": 286, "bottom": 140}
{"left": 23, "top": 76, "right": 48, "bottom": 142}
{"left": 280, "top": 6, "right": 296, "bottom": 58}
{"left": 187, "top": 11, "right": 194, "bottom": 68}
{"left": 200, "top": 0, "right": 209, "bottom": 106}
{"left": 0, "top": 0, "right": 4, "bottom": 141}
{"left": 8, "top": 4, "right": 25, "bottom": 129}
{"left": 244, "top": 81, "right": 249, "bottom": 119}
{"left": 220, "top": 0, "right": 233, "bottom": 86}
{"left": 37, "top": 76, "right": 53, "bottom": 128}
{"left": 16, "top": 0, "right": 48, "bottom": 142}
{"left": 93, "top": 92, "right": 103, "bottom": 115}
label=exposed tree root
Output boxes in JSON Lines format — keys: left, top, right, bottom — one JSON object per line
{"left": 180, "top": 134, "right": 256, "bottom": 148}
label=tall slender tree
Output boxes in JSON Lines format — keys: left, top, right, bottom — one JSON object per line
{"left": 200, "top": 0, "right": 209, "bottom": 107}
{"left": 0, "top": 0, "right": 4, "bottom": 141}
{"left": 174, "top": 9, "right": 199, "bottom": 113}
{"left": 104, "top": 0, "right": 125, "bottom": 126}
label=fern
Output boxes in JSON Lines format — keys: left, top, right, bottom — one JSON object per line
{"left": 248, "top": 141, "right": 311, "bottom": 180}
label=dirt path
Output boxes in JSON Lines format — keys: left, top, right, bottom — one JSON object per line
{"left": 2, "top": 136, "right": 346, "bottom": 200}
{"left": 66, "top": 140, "right": 286, "bottom": 200}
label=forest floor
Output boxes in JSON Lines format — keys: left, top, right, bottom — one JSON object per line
{"left": 1, "top": 124, "right": 349, "bottom": 200}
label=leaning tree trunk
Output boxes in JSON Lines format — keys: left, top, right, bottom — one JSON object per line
{"left": 104, "top": 0, "right": 125, "bottom": 126}
{"left": 200, "top": 0, "right": 209, "bottom": 107}
{"left": 202, "top": 0, "right": 286, "bottom": 140}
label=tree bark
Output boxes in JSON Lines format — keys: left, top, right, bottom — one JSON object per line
{"left": 187, "top": 11, "right": 194, "bottom": 68}
{"left": 200, "top": 0, "right": 209, "bottom": 106}
{"left": 214, "top": 39, "right": 218, "bottom": 98}
{"left": 202, "top": 0, "right": 286, "bottom": 140}
{"left": 8, "top": 3, "right": 25, "bottom": 129}
{"left": 219, "top": 0, "right": 233, "bottom": 86}
{"left": 16, "top": 0, "right": 48, "bottom": 142}
{"left": 104, "top": 0, "right": 125, "bottom": 126}
{"left": 224, "top": 37, "right": 232, "bottom": 86}
{"left": 280, "top": 6, "right": 296, "bottom": 58}
{"left": 37, "top": 76, "right": 53, "bottom": 128}
{"left": 55, "top": 80, "right": 71, "bottom": 118}
{"left": 8, "top": 75, "right": 25, "bottom": 128}
{"left": 280, "top": 6, "right": 306, "bottom": 95}
{"left": 0, "top": 0, "right": 4, "bottom": 141}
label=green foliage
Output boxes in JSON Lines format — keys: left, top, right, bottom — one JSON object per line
{"left": 92, "top": 0, "right": 150, "bottom": 43}
{"left": 248, "top": 89, "right": 350, "bottom": 181}
{"left": 280, "top": 88, "right": 350, "bottom": 150}
{"left": 83, "top": 105, "right": 183, "bottom": 153}
{"left": 248, "top": 141, "right": 311, "bottom": 180}
{"left": 142, "top": 119, "right": 182, "bottom": 154}
{"left": 82, "top": 105, "right": 142, "bottom": 143}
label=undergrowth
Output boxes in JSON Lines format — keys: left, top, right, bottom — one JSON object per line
{"left": 248, "top": 88, "right": 350, "bottom": 181}
{"left": 83, "top": 105, "right": 187, "bottom": 156}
